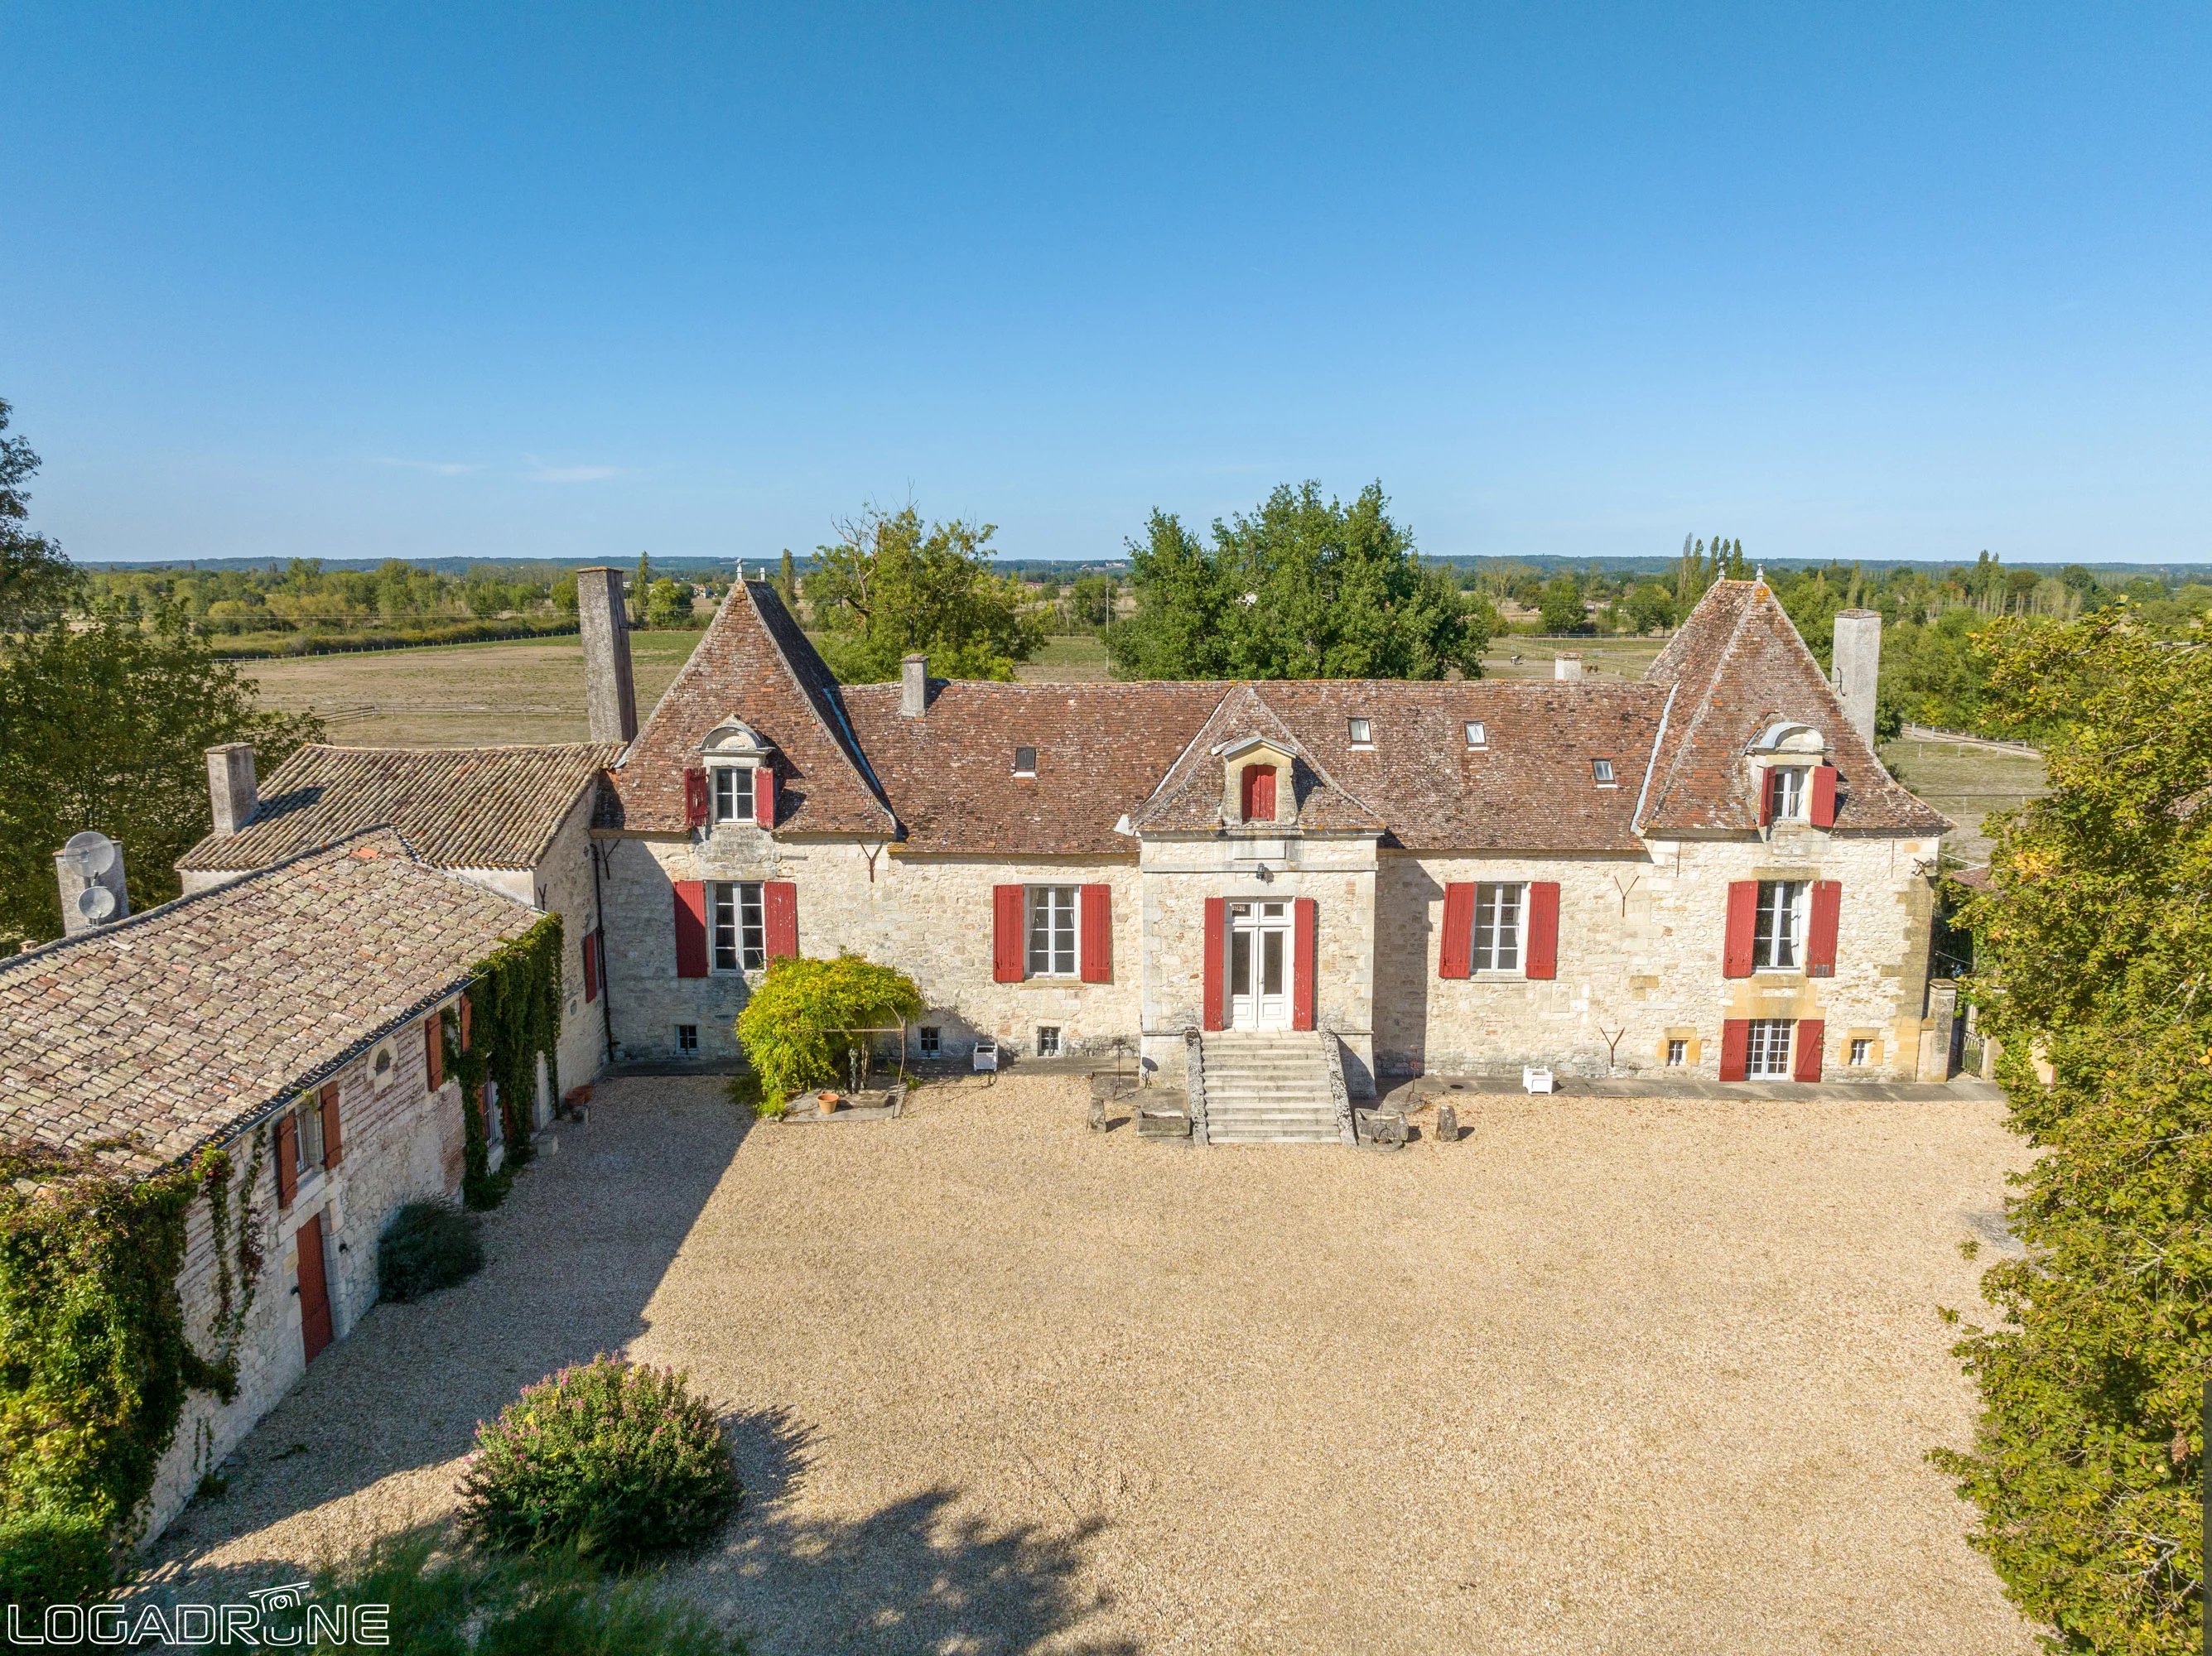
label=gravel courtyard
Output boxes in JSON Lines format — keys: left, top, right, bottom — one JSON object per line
{"left": 152, "top": 1074, "right": 2036, "bottom": 1654}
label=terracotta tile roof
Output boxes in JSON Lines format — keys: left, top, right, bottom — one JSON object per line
{"left": 1639, "top": 580, "right": 1949, "bottom": 836}
{"left": 179, "top": 743, "right": 620, "bottom": 873}
{"left": 0, "top": 830, "right": 539, "bottom": 1175}
{"left": 1130, "top": 684, "right": 1388, "bottom": 835}
{"left": 603, "top": 582, "right": 894, "bottom": 836}
{"left": 842, "top": 680, "right": 1225, "bottom": 854}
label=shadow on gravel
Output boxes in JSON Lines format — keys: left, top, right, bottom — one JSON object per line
{"left": 150, "top": 1079, "right": 748, "bottom": 1569}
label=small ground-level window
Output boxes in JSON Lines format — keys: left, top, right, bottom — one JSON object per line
{"left": 1036, "top": 1026, "right": 1062, "bottom": 1058}
{"left": 1849, "top": 1037, "right": 1872, "bottom": 1066}
{"left": 1746, "top": 1018, "right": 1793, "bottom": 1079}
{"left": 1666, "top": 1038, "right": 1687, "bottom": 1067}
{"left": 918, "top": 1025, "right": 941, "bottom": 1056}
{"left": 676, "top": 1024, "right": 699, "bottom": 1053}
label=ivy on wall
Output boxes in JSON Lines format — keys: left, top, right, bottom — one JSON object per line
{"left": 446, "top": 913, "right": 564, "bottom": 1210}
{"left": 0, "top": 1143, "right": 229, "bottom": 1543}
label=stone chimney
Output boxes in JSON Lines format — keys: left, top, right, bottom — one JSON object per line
{"left": 205, "top": 743, "right": 257, "bottom": 837}
{"left": 576, "top": 567, "right": 639, "bottom": 744}
{"left": 1553, "top": 652, "right": 1584, "bottom": 682}
{"left": 1831, "top": 609, "right": 1882, "bottom": 747}
{"left": 901, "top": 653, "right": 928, "bottom": 718}
{"left": 54, "top": 833, "right": 128, "bottom": 936}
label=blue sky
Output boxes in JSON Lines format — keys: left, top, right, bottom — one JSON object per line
{"left": 6, "top": 2, "right": 2206, "bottom": 567}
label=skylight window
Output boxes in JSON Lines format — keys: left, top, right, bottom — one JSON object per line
{"left": 1347, "top": 718, "right": 1373, "bottom": 748}
{"left": 1592, "top": 758, "right": 1617, "bottom": 785}
{"left": 1014, "top": 746, "right": 1038, "bottom": 776}
{"left": 1464, "top": 720, "right": 1487, "bottom": 749}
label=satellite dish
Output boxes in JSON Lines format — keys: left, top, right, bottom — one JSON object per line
{"left": 76, "top": 885, "right": 118, "bottom": 922}
{"left": 60, "top": 831, "right": 118, "bottom": 879}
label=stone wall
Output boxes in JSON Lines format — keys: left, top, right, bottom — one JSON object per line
{"left": 147, "top": 1000, "right": 464, "bottom": 1541}
{"left": 1375, "top": 827, "right": 1942, "bottom": 1081}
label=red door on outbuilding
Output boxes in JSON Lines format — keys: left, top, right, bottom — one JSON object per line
{"left": 296, "top": 1213, "right": 334, "bottom": 1365}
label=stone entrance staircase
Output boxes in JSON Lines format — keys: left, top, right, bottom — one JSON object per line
{"left": 1198, "top": 1031, "right": 1342, "bottom": 1144}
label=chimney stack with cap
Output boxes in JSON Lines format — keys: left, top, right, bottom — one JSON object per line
{"left": 1830, "top": 609, "right": 1882, "bottom": 747}
{"left": 576, "top": 567, "right": 639, "bottom": 744}
{"left": 205, "top": 743, "right": 258, "bottom": 837}
{"left": 901, "top": 653, "right": 928, "bottom": 718}
{"left": 1553, "top": 652, "right": 1584, "bottom": 682}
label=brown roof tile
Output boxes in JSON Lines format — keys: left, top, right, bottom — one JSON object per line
{"left": 605, "top": 583, "right": 894, "bottom": 836}
{"left": 0, "top": 830, "right": 539, "bottom": 1174}
{"left": 179, "top": 743, "right": 620, "bottom": 872}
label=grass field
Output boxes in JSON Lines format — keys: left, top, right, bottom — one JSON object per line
{"left": 241, "top": 629, "right": 2041, "bottom": 860}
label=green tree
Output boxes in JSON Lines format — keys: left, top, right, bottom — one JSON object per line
{"left": 0, "top": 611, "right": 323, "bottom": 951}
{"left": 0, "top": 400, "right": 80, "bottom": 634}
{"left": 1537, "top": 575, "right": 1585, "bottom": 634}
{"left": 631, "top": 552, "right": 652, "bottom": 621}
{"left": 1935, "top": 610, "right": 2212, "bottom": 1653}
{"left": 1069, "top": 573, "right": 1115, "bottom": 631}
{"left": 803, "top": 504, "right": 1043, "bottom": 681}
{"left": 778, "top": 547, "right": 798, "bottom": 607}
{"left": 1621, "top": 582, "right": 1677, "bottom": 635}
{"left": 643, "top": 578, "right": 691, "bottom": 628}
{"left": 1105, "top": 482, "right": 1488, "bottom": 681}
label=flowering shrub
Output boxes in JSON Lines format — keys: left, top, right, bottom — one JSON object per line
{"left": 735, "top": 952, "right": 922, "bottom": 1110}
{"left": 459, "top": 1357, "right": 737, "bottom": 1567}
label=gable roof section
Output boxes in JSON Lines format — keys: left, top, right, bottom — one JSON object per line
{"left": 178, "top": 743, "right": 620, "bottom": 873}
{"left": 1639, "top": 580, "right": 1948, "bottom": 835}
{"left": 604, "top": 582, "right": 894, "bottom": 836}
{"left": 841, "top": 680, "right": 1225, "bottom": 854}
{"left": 1128, "top": 683, "right": 1386, "bottom": 835}
{"left": 0, "top": 830, "right": 537, "bottom": 1175}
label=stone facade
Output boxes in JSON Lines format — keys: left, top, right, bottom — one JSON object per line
{"left": 150, "top": 1002, "right": 463, "bottom": 1538}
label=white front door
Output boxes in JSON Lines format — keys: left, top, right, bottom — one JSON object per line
{"left": 1227, "top": 900, "right": 1293, "bottom": 1030}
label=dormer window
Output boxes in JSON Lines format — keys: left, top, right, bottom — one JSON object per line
{"left": 1240, "top": 763, "right": 1278, "bottom": 823}
{"left": 1766, "top": 765, "right": 1808, "bottom": 822}
{"left": 1464, "top": 721, "right": 1487, "bottom": 749}
{"left": 1347, "top": 718, "right": 1373, "bottom": 749}
{"left": 1592, "top": 758, "right": 1616, "bottom": 786}
{"left": 711, "top": 765, "right": 755, "bottom": 824}
{"left": 1014, "top": 746, "right": 1038, "bottom": 777}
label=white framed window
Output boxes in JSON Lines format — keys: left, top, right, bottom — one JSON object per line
{"left": 1347, "top": 717, "right": 1373, "bottom": 748}
{"left": 676, "top": 1024, "right": 699, "bottom": 1053}
{"left": 711, "top": 764, "right": 754, "bottom": 824}
{"left": 1746, "top": 1018, "right": 1793, "bottom": 1078}
{"left": 1754, "top": 880, "right": 1807, "bottom": 970}
{"left": 1666, "top": 1038, "right": 1687, "bottom": 1067}
{"left": 1472, "top": 882, "right": 1525, "bottom": 972}
{"left": 293, "top": 1094, "right": 326, "bottom": 1171}
{"left": 1592, "top": 758, "right": 1616, "bottom": 785}
{"left": 1849, "top": 1037, "right": 1872, "bottom": 1066}
{"left": 1027, "top": 885, "right": 1077, "bottom": 977}
{"left": 1766, "top": 765, "right": 1808, "bottom": 822}
{"left": 711, "top": 882, "right": 766, "bottom": 972}
{"left": 1036, "top": 1025, "right": 1062, "bottom": 1057}
{"left": 918, "top": 1026, "right": 941, "bottom": 1056}
{"left": 1464, "top": 720, "right": 1487, "bottom": 749}
{"left": 1014, "top": 746, "right": 1038, "bottom": 776}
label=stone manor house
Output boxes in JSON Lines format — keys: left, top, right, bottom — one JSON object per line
{"left": 0, "top": 566, "right": 1954, "bottom": 1538}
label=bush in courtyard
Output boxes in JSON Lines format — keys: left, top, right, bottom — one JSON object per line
{"left": 378, "top": 1202, "right": 484, "bottom": 1302}
{"left": 0, "top": 1509, "right": 113, "bottom": 1624}
{"left": 459, "top": 1357, "right": 738, "bottom": 1567}
{"left": 735, "top": 952, "right": 922, "bottom": 1111}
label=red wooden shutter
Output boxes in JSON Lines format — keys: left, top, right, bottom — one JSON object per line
{"left": 755, "top": 767, "right": 777, "bottom": 829}
{"left": 319, "top": 1081, "right": 342, "bottom": 1170}
{"left": 1202, "top": 897, "right": 1226, "bottom": 1031}
{"left": 1794, "top": 1018, "right": 1825, "bottom": 1083}
{"left": 683, "top": 766, "right": 709, "bottom": 830}
{"left": 1723, "top": 881, "right": 1758, "bottom": 978}
{"left": 1241, "top": 764, "right": 1276, "bottom": 823}
{"left": 582, "top": 931, "right": 600, "bottom": 1002}
{"left": 1439, "top": 882, "right": 1475, "bottom": 979}
{"left": 1524, "top": 882, "right": 1560, "bottom": 980}
{"left": 1079, "top": 884, "right": 1112, "bottom": 983}
{"left": 1758, "top": 768, "right": 1775, "bottom": 826}
{"left": 275, "top": 1114, "right": 299, "bottom": 1208}
{"left": 459, "top": 993, "right": 472, "bottom": 1052}
{"left": 1809, "top": 764, "right": 1839, "bottom": 828}
{"left": 1805, "top": 880, "right": 1841, "bottom": 978}
{"left": 425, "top": 1014, "right": 444, "bottom": 1090}
{"left": 296, "top": 1213, "right": 333, "bottom": 1364}
{"left": 1719, "top": 1018, "right": 1751, "bottom": 1081}
{"left": 764, "top": 881, "right": 798, "bottom": 960}
{"left": 672, "top": 880, "right": 709, "bottom": 977}
{"left": 1291, "top": 898, "right": 1317, "bottom": 1031}
{"left": 992, "top": 886, "right": 1026, "bottom": 982}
